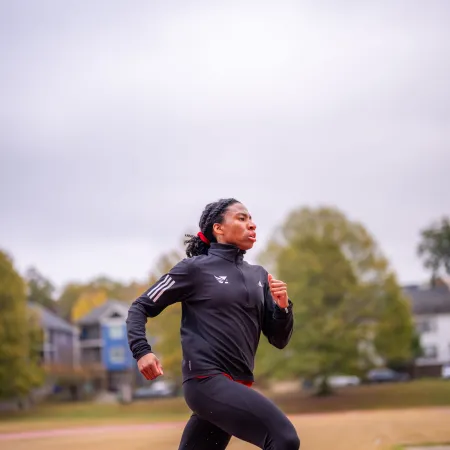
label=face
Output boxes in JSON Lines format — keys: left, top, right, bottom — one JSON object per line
{"left": 213, "top": 203, "right": 257, "bottom": 250}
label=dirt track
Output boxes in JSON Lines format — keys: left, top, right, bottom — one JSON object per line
{"left": 1, "top": 407, "right": 449, "bottom": 450}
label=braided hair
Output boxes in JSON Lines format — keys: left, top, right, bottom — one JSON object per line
{"left": 184, "top": 198, "right": 239, "bottom": 257}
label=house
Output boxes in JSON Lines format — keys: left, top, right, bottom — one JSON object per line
{"left": 77, "top": 299, "right": 137, "bottom": 392}
{"left": 28, "top": 302, "right": 79, "bottom": 369}
{"left": 403, "top": 284, "right": 450, "bottom": 377}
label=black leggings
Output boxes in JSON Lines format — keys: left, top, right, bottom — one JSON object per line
{"left": 178, "top": 375, "right": 300, "bottom": 449}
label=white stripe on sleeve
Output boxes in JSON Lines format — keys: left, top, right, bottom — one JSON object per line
{"left": 152, "top": 279, "right": 176, "bottom": 302}
{"left": 147, "top": 275, "right": 172, "bottom": 299}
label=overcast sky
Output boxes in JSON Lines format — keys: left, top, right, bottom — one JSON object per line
{"left": 1, "top": 1, "right": 449, "bottom": 290}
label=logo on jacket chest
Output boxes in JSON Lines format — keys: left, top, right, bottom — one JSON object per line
{"left": 213, "top": 275, "right": 264, "bottom": 289}
{"left": 214, "top": 275, "right": 229, "bottom": 284}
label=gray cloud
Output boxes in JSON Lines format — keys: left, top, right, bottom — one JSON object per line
{"left": 1, "top": 0, "right": 449, "bottom": 287}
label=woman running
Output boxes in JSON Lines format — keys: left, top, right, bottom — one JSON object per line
{"left": 126, "top": 198, "right": 300, "bottom": 449}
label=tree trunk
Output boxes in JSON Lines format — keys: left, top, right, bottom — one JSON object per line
{"left": 316, "top": 377, "right": 333, "bottom": 396}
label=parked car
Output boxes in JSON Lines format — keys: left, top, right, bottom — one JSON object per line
{"left": 328, "top": 375, "right": 361, "bottom": 388}
{"left": 442, "top": 364, "right": 450, "bottom": 379}
{"left": 366, "top": 368, "right": 410, "bottom": 383}
{"left": 313, "top": 375, "right": 361, "bottom": 388}
{"left": 133, "top": 381, "right": 176, "bottom": 399}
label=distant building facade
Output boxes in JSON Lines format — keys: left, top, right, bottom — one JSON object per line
{"left": 29, "top": 302, "right": 79, "bottom": 369}
{"left": 403, "top": 284, "right": 450, "bottom": 376}
{"left": 77, "top": 300, "right": 135, "bottom": 391}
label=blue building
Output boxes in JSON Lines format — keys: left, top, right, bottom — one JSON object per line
{"left": 77, "top": 300, "right": 136, "bottom": 391}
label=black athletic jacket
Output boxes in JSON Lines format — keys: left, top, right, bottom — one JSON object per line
{"left": 126, "top": 243, "right": 294, "bottom": 383}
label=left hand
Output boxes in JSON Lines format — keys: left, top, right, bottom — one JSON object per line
{"left": 268, "top": 274, "right": 289, "bottom": 309}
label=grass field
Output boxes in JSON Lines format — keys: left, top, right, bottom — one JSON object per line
{"left": 1, "top": 379, "right": 449, "bottom": 449}
{"left": 1, "top": 378, "right": 449, "bottom": 430}
{"left": 274, "top": 378, "right": 450, "bottom": 415}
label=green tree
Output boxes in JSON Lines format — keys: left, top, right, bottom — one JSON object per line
{"left": 25, "top": 267, "right": 56, "bottom": 312}
{"left": 57, "top": 283, "right": 85, "bottom": 321}
{"left": 417, "top": 216, "right": 450, "bottom": 284}
{"left": 57, "top": 278, "right": 146, "bottom": 322}
{"left": 86, "top": 276, "right": 136, "bottom": 301}
{"left": 255, "top": 206, "right": 413, "bottom": 395}
{"left": 0, "top": 250, "right": 44, "bottom": 401}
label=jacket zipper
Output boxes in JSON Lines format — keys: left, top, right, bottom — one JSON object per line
{"left": 236, "top": 261, "right": 250, "bottom": 306}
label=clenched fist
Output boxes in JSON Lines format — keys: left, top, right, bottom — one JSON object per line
{"left": 137, "top": 353, "right": 164, "bottom": 380}
{"left": 268, "top": 274, "right": 289, "bottom": 309}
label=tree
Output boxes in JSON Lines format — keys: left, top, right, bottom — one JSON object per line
{"left": 57, "top": 278, "right": 146, "bottom": 322}
{"left": 255, "top": 206, "right": 413, "bottom": 395}
{"left": 71, "top": 289, "right": 108, "bottom": 322}
{"left": 57, "top": 283, "right": 86, "bottom": 321}
{"left": 0, "top": 250, "right": 44, "bottom": 401}
{"left": 25, "top": 267, "right": 56, "bottom": 312}
{"left": 417, "top": 216, "right": 450, "bottom": 284}
{"left": 85, "top": 276, "right": 138, "bottom": 302}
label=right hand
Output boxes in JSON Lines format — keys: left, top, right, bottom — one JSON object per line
{"left": 137, "top": 353, "right": 164, "bottom": 380}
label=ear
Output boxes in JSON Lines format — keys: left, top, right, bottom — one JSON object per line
{"left": 212, "top": 222, "right": 224, "bottom": 236}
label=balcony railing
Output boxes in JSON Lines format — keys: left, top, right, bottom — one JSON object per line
{"left": 79, "top": 339, "right": 103, "bottom": 348}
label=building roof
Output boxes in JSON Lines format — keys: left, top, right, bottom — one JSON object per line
{"left": 403, "top": 285, "right": 450, "bottom": 315}
{"left": 76, "top": 299, "right": 130, "bottom": 325}
{"left": 28, "top": 302, "right": 76, "bottom": 334}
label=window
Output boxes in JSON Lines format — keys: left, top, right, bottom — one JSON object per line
{"left": 109, "top": 325, "right": 124, "bottom": 340}
{"left": 422, "top": 345, "right": 438, "bottom": 359}
{"left": 81, "top": 325, "right": 100, "bottom": 340}
{"left": 416, "top": 319, "right": 436, "bottom": 334}
{"left": 109, "top": 346, "right": 125, "bottom": 364}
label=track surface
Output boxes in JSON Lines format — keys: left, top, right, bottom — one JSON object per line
{"left": 0, "top": 422, "right": 185, "bottom": 441}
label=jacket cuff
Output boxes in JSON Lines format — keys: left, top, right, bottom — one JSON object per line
{"left": 134, "top": 348, "right": 153, "bottom": 361}
{"left": 273, "top": 299, "right": 293, "bottom": 319}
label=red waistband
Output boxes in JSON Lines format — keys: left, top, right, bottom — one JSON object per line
{"left": 196, "top": 373, "right": 253, "bottom": 387}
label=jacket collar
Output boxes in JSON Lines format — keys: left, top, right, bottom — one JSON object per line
{"left": 208, "top": 242, "right": 245, "bottom": 263}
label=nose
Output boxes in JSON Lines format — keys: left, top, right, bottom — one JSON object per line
{"left": 248, "top": 220, "right": 256, "bottom": 230}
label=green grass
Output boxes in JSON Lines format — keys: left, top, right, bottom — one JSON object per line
{"left": 272, "top": 378, "right": 450, "bottom": 415}
{"left": 1, "top": 378, "right": 449, "bottom": 429}
{"left": 0, "top": 396, "right": 191, "bottom": 426}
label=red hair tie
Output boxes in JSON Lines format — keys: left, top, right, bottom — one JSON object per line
{"left": 197, "top": 231, "right": 210, "bottom": 245}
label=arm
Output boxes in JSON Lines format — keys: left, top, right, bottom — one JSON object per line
{"left": 261, "top": 274, "right": 294, "bottom": 349}
{"left": 126, "top": 258, "right": 193, "bottom": 362}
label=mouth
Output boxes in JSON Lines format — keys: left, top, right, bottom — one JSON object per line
{"left": 248, "top": 234, "right": 257, "bottom": 242}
